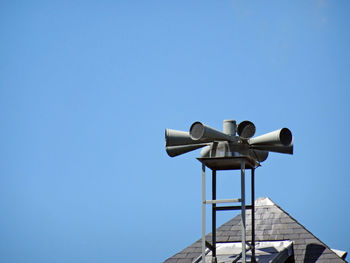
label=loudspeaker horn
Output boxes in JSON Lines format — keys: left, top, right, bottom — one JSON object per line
{"left": 165, "top": 128, "right": 212, "bottom": 146}
{"left": 165, "top": 129, "right": 196, "bottom": 146}
{"left": 248, "top": 128, "right": 292, "bottom": 146}
{"left": 250, "top": 142, "right": 293, "bottom": 155}
{"left": 189, "top": 122, "right": 233, "bottom": 142}
{"left": 237, "top": 121, "right": 256, "bottom": 139}
{"left": 248, "top": 149, "right": 269, "bottom": 162}
{"left": 200, "top": 144, "right": 212, "bottom": 157}
{"left": 166, "top": 144, "right": 208, "bottom": 157}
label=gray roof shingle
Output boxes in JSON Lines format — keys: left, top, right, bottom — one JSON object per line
{"left": 163, "top": 197, "right": 346, "bottom": 263}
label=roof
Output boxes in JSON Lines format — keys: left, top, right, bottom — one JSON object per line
{"left": 202, "top": 240, "right": 294, "bottom": 263}
{"left": 163, "top": 197, "right": 347, "bottom": 263}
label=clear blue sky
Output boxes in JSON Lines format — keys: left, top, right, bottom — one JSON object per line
{"left": 1, "top": 1, "right": 349, "bottom": 262}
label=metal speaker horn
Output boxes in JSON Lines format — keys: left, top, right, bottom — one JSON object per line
{"left": 200, "top": 144, "right": 211, "bottom": 157}
{"left": 165, "top": 128, "right": 213, "bottom": 147}
{"left": 248, "top": 149, "right": 269, "bottom": 162}
{"left": 165, "top": 129, "right": 197, "bottom": 146}
{"left": 166, "top": 144, "right": 208, "bottom": 157}
{"left": 237, "top": 121, "right": 256, "bottom": 139}
{"left": 165, "top": 128, "right": 210, "bottom": 157}
{"left": 248, "top": 128, "right": 292, "bottom": 146}
{"left": 250, "top": 142, "right": 293, "bottom": 155}
{"left": 189, "top": 122, "right": 233, "bottom": 142}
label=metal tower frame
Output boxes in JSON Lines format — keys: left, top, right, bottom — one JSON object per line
{"left": 165, "top": 119, "right": 294, "bottom": 262}
{"left": 198, "top": 156, "right": 257, "bottom": 263}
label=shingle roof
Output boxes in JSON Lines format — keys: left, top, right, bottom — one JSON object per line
{"left": 163, "top": 197, "right": 347, "bottom": 263}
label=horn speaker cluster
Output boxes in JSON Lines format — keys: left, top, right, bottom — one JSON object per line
{"left": 165, "top": 120, "right": 293, "bottom": 163}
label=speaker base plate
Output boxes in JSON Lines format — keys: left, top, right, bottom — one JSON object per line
{"left": 197, "top": 156, "right": 258, "bottom": 170}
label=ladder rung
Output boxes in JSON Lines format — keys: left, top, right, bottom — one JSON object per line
{"left": 215, "top": 205, "right": 253, "bottom": 211}
{"left": 205, "top": 198, "right": 241, "bottom": 204}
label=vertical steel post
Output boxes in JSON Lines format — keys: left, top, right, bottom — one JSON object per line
{"left": 251, "top": 168, "right": 255, "bottom": 263}
{"left": 212, "top": 170, "right": 217, "bottom": 262}
{"left": 241, "top": 159, "right": 246, "bottom": 263}
{"left": 202, "top": 164, "right": 206, "bottom": 263}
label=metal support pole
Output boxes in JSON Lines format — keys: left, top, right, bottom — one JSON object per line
{"left": 212, "top": 170, "right": 216, "bottom": 262}
{"left": 241, "top": 159, "right": 246, "bottom": 263}
{"left": 251, "top": 168, "right": 256, "bottom": 263}
{"left": 202, "top": 164, "right": 206, "bottom": 263}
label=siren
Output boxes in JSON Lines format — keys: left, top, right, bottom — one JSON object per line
{"left": 165, "top": 128, "right": 212, "bottom": 146}
{"left": 189, "top": 122, "right": 234, "bottom": 142}
{"left": 165, "top": 128, "right": 209, "bottom": 157}
{"left": 165, "top": 120, "right": 293, "bottom": 160}
{"left": 166, "top": 144, "right": 209, "bottom": 157}
{"left": 237, "top": 121, "right": 256, "bottom": 139}
{"left": 250, "top": 142, "right": 293, "bottom": 155}
{"left": 248, "top": 149, "right": 269, "bottom": 162}
{"left": 200, "top": 145, "right": 211, "bottom": 157}
{"left": 165, "top": 119, "right": 294, "bottom": 263}
{"left": 165, "top": 129, "right": 196, "bottom": 146}
{"left": 248, "top": 128, "right": 293, "bottom": 155}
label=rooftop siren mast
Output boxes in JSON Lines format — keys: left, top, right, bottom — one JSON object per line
{"left": 165, "top": 119, "right": 293, "bottom": 263}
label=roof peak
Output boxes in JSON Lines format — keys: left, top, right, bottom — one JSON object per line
{"left": 255, "top": 197, "right": 275, "bottom": 206}
{"left": 164, "top": 196, "right": 347, "bottom": 263}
